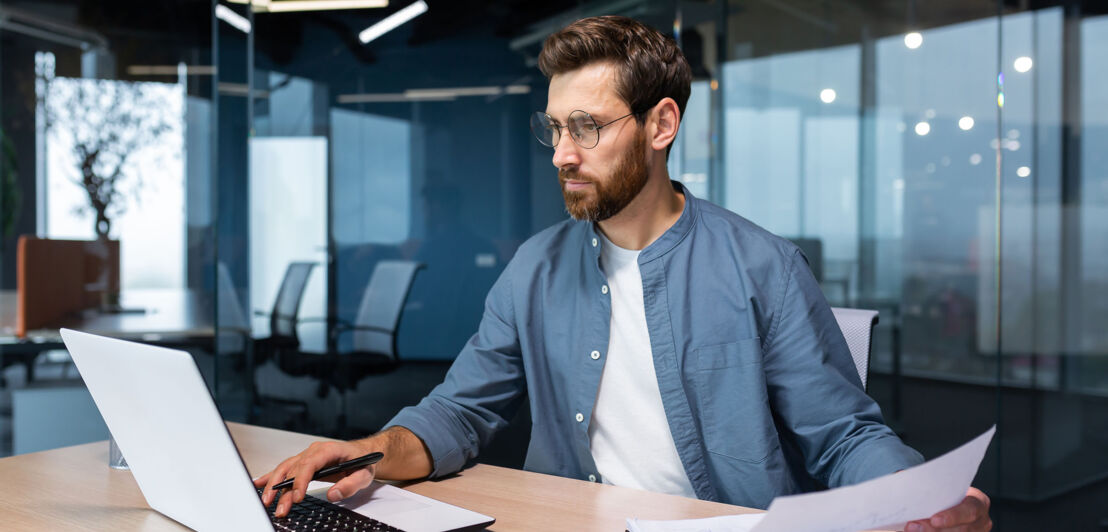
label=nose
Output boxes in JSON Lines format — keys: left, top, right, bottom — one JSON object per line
{"left": 551, "top": 135, "right": 581, "bottom": 170}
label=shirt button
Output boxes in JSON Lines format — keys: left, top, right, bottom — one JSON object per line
{"left": 590, "top": 350, "right": 600, "bottom": 360}
{"left": 601, "top": 285, "right": 609, "bottom": 295}
{"left": 591, "top": 238, "right": 598, "bottom": 247}
{"left": 588, "top": 474, "right": 597, "bottom": 482}
{"left": 575, "top": 412, "right": 584, "bottom": 423}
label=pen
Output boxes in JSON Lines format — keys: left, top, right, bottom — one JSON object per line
{"left": 270, "top": 452, "right": 384, "bottom": 491}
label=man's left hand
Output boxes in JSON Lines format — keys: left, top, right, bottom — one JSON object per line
{"left": 906, "top": 487, "right": 991, "bottom": 531}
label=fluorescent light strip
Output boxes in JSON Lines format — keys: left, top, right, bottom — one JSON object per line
{"left": 337, "top": 84, "right": 531, "bottom": 103}
{"left": 215, "top": 4, "right": 251, "bottom": 33}
{"left": 358, "top": 0, "right": 427, "bottom": 44}
{"left": 405, "top": 86, "right": 502, "bottom": 98}
{"left": 263, "top": 0, "right": 388, "bottom": 12}
{"left": 226, "top": 0, "right": 386, "bottom": 11}
{"left": 128, "top": 65, "right": 217, "bottom": 76}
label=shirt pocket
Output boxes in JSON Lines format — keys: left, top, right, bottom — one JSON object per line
{"left": 692, "top": 337, "right": 780, "bottom": 463}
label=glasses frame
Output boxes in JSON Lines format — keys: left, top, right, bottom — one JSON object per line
{"left": 531, "top": 109, "right": 638, "bottom": 149}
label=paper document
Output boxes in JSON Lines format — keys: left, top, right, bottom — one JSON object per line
{"left": 627, "top": 513, "right": 764, "bottom": 532}
{"left": 751, "top": 425, "right": 996, "bottom": 532}
{"left": 625, "top": 426, "right": 995, "bottom": 532}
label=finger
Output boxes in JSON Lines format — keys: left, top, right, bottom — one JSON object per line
{"left": 262, "top": 457, "right": 299, "bottom": 506}
{"left": 252, "top": 472, "right": 270, "bottom": 489}
{"left": 931, "top": 493, "right": 987, "bottom": 528}
{"left": 905, "top": 519, "right": 933, "bottom": 532}
{"left": 279, "top": 448, "right": 337, "bottom": 515}
{"left": 327, "top": 466, "right": 376, "bottom": 502}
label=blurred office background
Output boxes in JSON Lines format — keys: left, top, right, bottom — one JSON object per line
{"left": 0, "top": 0, "right": 1106, "bottom": 529}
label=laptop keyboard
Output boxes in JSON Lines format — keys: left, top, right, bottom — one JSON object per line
{"left": 259, "top": 489, "right": 405, "bottom": 532}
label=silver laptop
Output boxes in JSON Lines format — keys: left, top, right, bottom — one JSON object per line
{"left": 60, "top": 328, "right": 494, "bottom": 532}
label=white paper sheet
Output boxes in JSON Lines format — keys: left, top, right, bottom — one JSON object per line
{"left": 751, "top": 426, "right": 996, "bottom": 532}
{"left": 627, "top": 513, "right": 765, "bottom": 532}
{"left": 624, "top": 426, "right": 995, "bottom": 532}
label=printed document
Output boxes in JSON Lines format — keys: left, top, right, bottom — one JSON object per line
{"left": 625, "top": 426, "right": 995, "bottom": 532}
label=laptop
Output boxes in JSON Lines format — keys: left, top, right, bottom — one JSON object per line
{"left": 60, "top": 328, "right": 494, "bottom": 532}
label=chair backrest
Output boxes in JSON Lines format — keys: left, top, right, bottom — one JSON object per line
{"left": 270, "top": 262, "right": 316, "bottom": 339}
{"left": 351, "top": 260, "right": 422, "bottom": 359}
{"left": 830, "top": 307, "right": 879, "bottom": 390}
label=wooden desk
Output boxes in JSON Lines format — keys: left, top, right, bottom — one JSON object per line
{"left": 0, "top": 423, "right": 761, "bottom": 531}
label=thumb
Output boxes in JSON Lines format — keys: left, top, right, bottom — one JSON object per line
{"left": 327, "top": 467, "right": 375, "bottom": 502}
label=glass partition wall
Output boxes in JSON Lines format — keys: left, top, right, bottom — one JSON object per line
{"left": 210, "top": 3, "right": 1108, "bottom": 526}
{"left": 0, "top": 0, "right": 218, "bottom": 454}
{"left": 0, "top": 0, "right": 1100, "bottom": 528}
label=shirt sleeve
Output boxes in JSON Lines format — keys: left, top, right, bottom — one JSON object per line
{"left": 762, "top": 248, "right": 924, "bottom": 488}
{"left": 383, "top": 262, "right": 526, "bottom": 478}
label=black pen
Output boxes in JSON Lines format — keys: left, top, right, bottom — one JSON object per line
{"left": 270, "top": 452, "right": 384, "bottom": 491}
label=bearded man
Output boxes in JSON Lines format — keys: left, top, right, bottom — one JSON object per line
{"left": 257, "top": 15, "right": 991, "bottom": 532}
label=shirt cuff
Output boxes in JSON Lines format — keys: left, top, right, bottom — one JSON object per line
{"left": 384, "top": 405, "right": 468, "bottom": 478}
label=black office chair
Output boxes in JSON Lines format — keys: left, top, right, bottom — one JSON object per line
{"left": 250, "top": 262, "right": 317, "bottom": 424}
{"left": 252, "top": 262, "right": 316, "bottom": 364}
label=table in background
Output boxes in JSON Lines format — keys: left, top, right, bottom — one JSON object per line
{"left": 0, "top": 289, "right": 214, "bottom": 380}
{"left": 0, "top": 422, "right": 762, "bottom": 531}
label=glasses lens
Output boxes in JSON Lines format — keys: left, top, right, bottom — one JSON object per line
{"left": 530, "top": 112, "right": 558, "bottom": 147}
{"left": 568, "top": 111, "right": 599, "bottom": 148}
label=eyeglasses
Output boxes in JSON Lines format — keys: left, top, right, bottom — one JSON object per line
{"left": 530, "top": 110, "right": 636, "bottom": 149}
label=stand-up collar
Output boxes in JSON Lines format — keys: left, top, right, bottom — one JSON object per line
{"left": 585, "top": 180, "right": 698, "bottom": 265}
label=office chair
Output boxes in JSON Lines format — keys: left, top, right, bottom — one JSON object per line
{"left": 252, "top": 262, "right": 316, "bottom": 364}
{"left": 830, "top": 307, "right": 879, "bottom": 391}
{"left": 250, "top": 262, "right": 317, "bottom": 425}
{"left": 326, "top": 260, "right": 422, "bottom": 435}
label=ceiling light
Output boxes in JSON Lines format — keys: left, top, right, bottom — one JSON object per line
{"left": 1013, "top": 56, "right": 1033, "bottom": 73}
{"left": 958, "top": 116, "right": 974, "bottom": 131}
{"left": 819, "top": 88, "right": 836, "bottom": 104}
{"left": 359, "top": 0, "right": 428, "bottom": 44}
{"left": 337, "top": 84, "right": 530, "bottom": 104}
{"left": 215, "top": 4, "right": 251, "bottom": 34}
{"left": 227, "top": 0, "right": 387, "bottom": 12}
{"left": 914, "top": 121, "right": 930, "bottom": 136}
{"left": 904, "top": 32, "right": 922, "bottom": 49}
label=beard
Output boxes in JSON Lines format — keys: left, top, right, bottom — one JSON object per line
{"left": 559, "top": 129, "right": 649, "bottom": 222}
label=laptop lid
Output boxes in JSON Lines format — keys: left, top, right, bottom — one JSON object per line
{"left": 61, "top": 329, "right": 495, "bottom": 532}
{"left": 61, "top": 328, "right": 273, "bottom": 531}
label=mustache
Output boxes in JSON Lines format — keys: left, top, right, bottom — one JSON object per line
{"left": 558, "top": 169, "right": 594, "bottom": 184}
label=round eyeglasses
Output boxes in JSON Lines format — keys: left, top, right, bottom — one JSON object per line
{"left": 530, "top": 110, "right": 636, "bottom": 149}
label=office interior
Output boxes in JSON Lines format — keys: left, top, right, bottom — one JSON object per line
{"left": 0, "top": 0, "right": 1105, "bottom": 529}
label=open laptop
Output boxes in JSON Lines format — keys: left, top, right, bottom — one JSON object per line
{"left": 60, "top": 328, "right": 494, "bottom": 532}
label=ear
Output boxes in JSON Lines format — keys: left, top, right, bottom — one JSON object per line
{"left": 647, "top": 97, "right": 680, "bottom": 154}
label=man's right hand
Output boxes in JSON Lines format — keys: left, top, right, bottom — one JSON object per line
{"left": 253, "top": 439, "right": 378, "bottom": 517}
{"left": 252, "top": 426, "right": 433, "bottom": 518}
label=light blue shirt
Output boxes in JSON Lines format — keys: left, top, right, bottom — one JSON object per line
{"left": 386, "top": 181, "right": 924, "bottom": 509}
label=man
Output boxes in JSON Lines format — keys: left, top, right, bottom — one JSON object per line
{"left": 256, "top": 16, "right": 991, "bottom": 532}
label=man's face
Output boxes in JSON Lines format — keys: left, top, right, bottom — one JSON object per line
{"left": 546, "top": 63, "right": 650, "bottom": 222}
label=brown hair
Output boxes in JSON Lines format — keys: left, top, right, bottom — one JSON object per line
{"left": 538, "top": 16, "right": 692, "bottom": 125}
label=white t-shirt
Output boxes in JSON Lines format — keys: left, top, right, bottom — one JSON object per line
{"left": 587, "top": 233, "right": 697, "bottom": 498}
